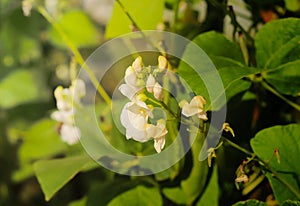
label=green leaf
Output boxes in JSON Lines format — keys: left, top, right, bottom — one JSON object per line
{"left": 251, "top": 124, "right": 300, "bottom": 203}
{"left": 69, "top": 197, "right": 87, "bottom": 206}
{"left": 178, "top": 65, "right": 258, "bottom": 110}
{"left": 255, "top": 18, "right": 300, "bottom": 68}
{"left": 13, "top": 119, "right": 67, "bottom": 181}
{"left": 232, "top": 200, "right": 267, "bottom": 206}
{"left": 263, "top": 60, "right": 300, "bottom": 96}
{"left": 163, "top": 187, "right": 188, "bottom": 205}
{"left": 105, "top": 0, "right": 164, "bottom": 38}
{"left": 49, "top": 10, "right": 99, "bottom": 48}
{"left": 34, "top": 155, "right": 98, "bottom": 201}
{"left": 284, "top": 0, "right": 300, "bottom": 11}
{"left": 181, "top": 127, "right": 209, "bottom": 204}
{"left": 196, "top": 165, "right": 219, "bottom": 206}
{"left": 0, "top": 70, "right": 48, "bottom": 109}
{"left": 191, "top": 31, "right": 245, "bottom": 68}
{"left": 108, "top": 185, "right": 162, "bottom": 206}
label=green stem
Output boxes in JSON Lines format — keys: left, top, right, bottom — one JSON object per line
{"left": 37, "top": 6, "right": 112, "bottom": 106}
{"left": 222, "top": 136, "right": 300, "bottom": 199}
{"left": 114, "top": 0, "right": 166, "bottom": 55}
{"left": 261, "top": 81, "right": 300, "bottom": 112}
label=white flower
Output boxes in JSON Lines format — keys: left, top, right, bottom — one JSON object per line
{"left": 51, "top": 79, "right": 86, "bottom": 145}
{"left": 146, "top": 120, "right": 168, "bottom": 153}
{"left": 60, "top": 124, "right": 80, "bottom": 145}
{"left": 22, "top": 0, "right": 32, "bottom": 17}
{"left": 181, "top": 96, "right": 208, "bottom": 120}
{"left": 120, "top": 100, "right": 153, "bottom": 142}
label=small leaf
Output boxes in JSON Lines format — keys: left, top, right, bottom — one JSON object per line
{"left": 263, "top": 60, "right": 300, "bottom": 96}
{"left": 251, "top": 124, "right": 300, "bottom": 203}
{"left": 284, "top": 0, "right": 300, "bottom": 12}
{"left": 34, "top": 155, "right": 98, "bottom": 201}
{"left": 107, "top": 185, "right": 162, "bottom": 206}
{"left": 49, "top": 10, "right": 99, "bottom": 48}
{"left": 105, "top": 0, "right": 164, "bottom": 38}
{"left": 255, "top": 18, "right": 300, "bottom": 68}
{"left": 232, "top": 200, "right": 267, "bottom": 206}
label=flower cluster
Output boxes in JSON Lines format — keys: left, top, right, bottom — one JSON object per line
{"left": 119, "top": 56, "right": 209, "bottom": 153}
{"left": 119, "top": 56, "right": 167, "bottom": 153}
{"left": 51, "top": 79, "right": 86, "bottom": 145}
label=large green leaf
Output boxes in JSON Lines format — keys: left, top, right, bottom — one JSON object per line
{"left": 49, "top": 10, "right": 99, "bottom": 48}
{"left": 12, "top": 119, "right": 67, "bottom": 181}
{"left": 178, "top": 65, "right": 258, "bottom": 110}
{"left": 181, "top": 126, "right": 209, "bottom": 204}
{"left": 191, "top": 31, "right": 245, "bottom": 68}
{"left": 255, "top": 18, "right": 300, "bottom": 68}
{"left": 34, "top": 155, "right": 98, "bottom": 201}
{"left": 251, "top": 124, "right": 300, "bottom": 203}
{"left": 232, "top": 200, "right": 267, "bottom": 206}
{"left": 263, "top": 60, "right": 300, "bottom": 96}
{"left": 107, "top": 185, "right": 162, "bottom": 206}
{"left": 105, "top": 0, "right": 164, "bottom": 38}
{"left": 196, "top": 165, "right": 219, "bottom": 206}
{"left": 0, "top": 70, "right": 48, "bottom": 109}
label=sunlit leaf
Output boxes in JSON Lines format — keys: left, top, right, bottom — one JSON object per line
{"left": 255, "top": 18, "right": 300, "bottom": 68}
{"left": 251, "top": 124, "right": 300, "bottom": 203}
{"left": 12, "top": 119, "right": 66, "bottom": 181}
{"left": 163, "top": 187, "right": 188, "bottom": 205}
{"left": 106, "top": 0, "right": 164, "bottom": 38}
{"left": 49, "top": 10, "right": 100, "bottom": 48}
{"left": 108, "top": 185, "right": 162, "bottom": 206}
{"left": 34, "top": 155, "right": 98, "bottom": 201}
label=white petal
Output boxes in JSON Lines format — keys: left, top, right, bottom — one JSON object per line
{"left": 51, "top": 110, "right": 74, "bottom": 125}
{"left": 60, "top": 124, "right": 80, "bottom": 145}
{"left": 71, "top": 79, "right": 86, "bottom": 103}
{"left": 146, "top": 74, "right": 156, "bottom": 93}
{"left": 120, "top": 102, "right": 149, "bottom": 142}
{"left": 119, "top": 84, "right": 138, "bottom": 100}
{"left": 132, "top": 56, "right": 142, "bottom": 72}
{"left": 124, "top": 66, "right": 137, "bottom": 86}
{"left": 182, "top": 103, "right": 198, "bottom": 117}
{"left": 154, "top": 137, "right": 165, "bottom": 153}
{"left": 153, "top": 82, "right": 163, "bottom": 100}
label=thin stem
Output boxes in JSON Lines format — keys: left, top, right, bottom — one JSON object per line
{"left": 261, "top": 81, "right": 300, "bottom": 112}
{"left": 114, "top": 0, "right": 166, "bottom": 55}
{"left": 210, "top": 0, "right": 254, "bottom": 44}
{"left": 37, "top": 6, "right": 112, "bottom": 106}
{"left": 222, "top": 136, "right": 300, "bottom": 199}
